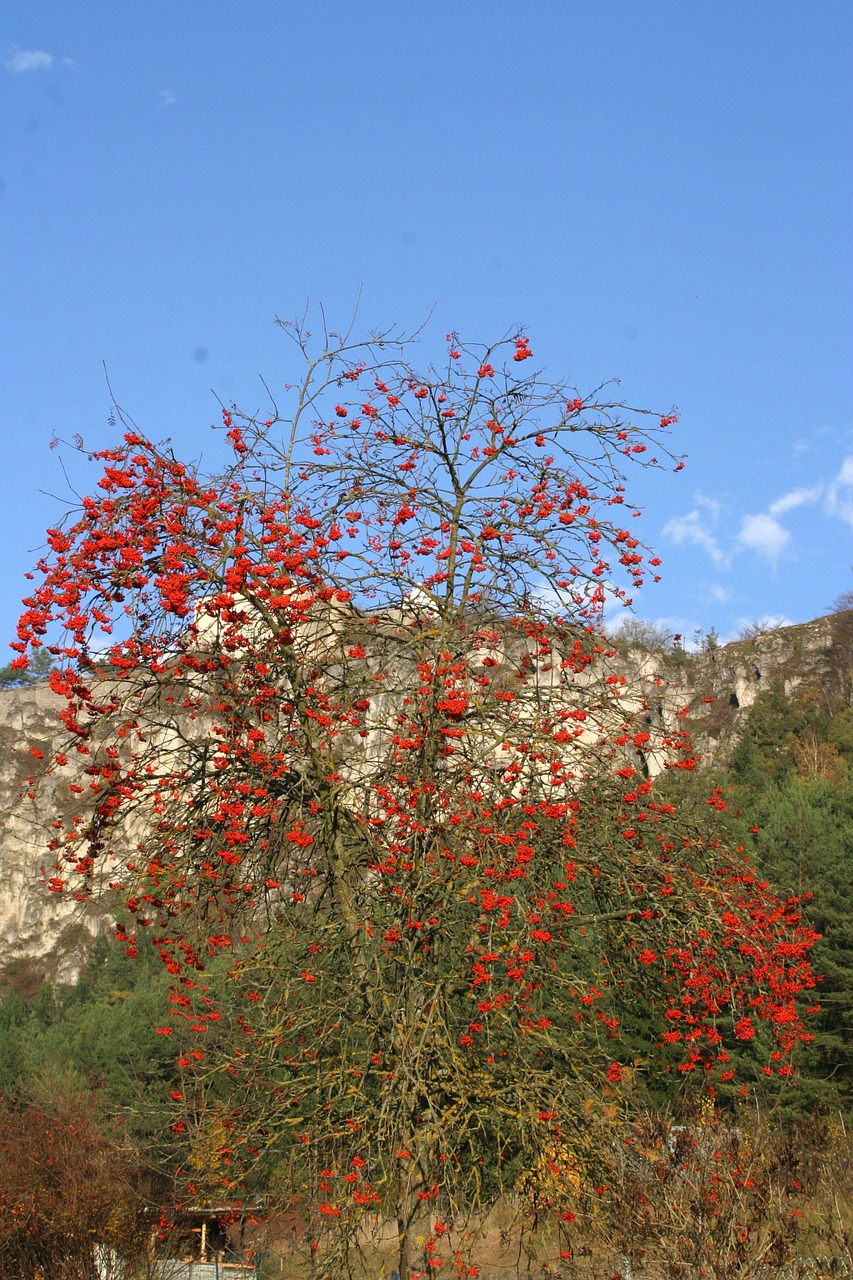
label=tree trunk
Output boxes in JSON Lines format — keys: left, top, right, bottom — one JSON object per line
{"left": 395, "top": 1169, "right": 431, "bottom": 1280}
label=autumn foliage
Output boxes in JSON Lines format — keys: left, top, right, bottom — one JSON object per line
{"left": 0, "top": 1083, "right": 146, "bottom": 1280}
{"left": 13, "top": 319, "right": 819, "bottom": 1276}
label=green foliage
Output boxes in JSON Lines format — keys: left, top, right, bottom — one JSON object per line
{"left": 739, "top": 775, "right": 853, "bottom": 1112}
{"left": 701, "top": 625, "right": 721, "bottom": 653}
{"left": 827, "top": 706, "right": 853, "bottom": 757}
{"left": 0, "top": 934, "right": 178, "bottom": 1116}
{"left": 0, "top": 647, "right": 54, "bottom": 689}
{"left": 727, "top": 685, "right": 804, "bottom": 786}
{"left": 705, "top": 687, "right": 853, "bottom": 1112}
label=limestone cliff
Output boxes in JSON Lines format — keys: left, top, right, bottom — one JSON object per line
{"left": 1, "top": 611, "right": 849, "bottom": 992}
{"left": 0, "top": 682, "right": 113, "bottom": 993}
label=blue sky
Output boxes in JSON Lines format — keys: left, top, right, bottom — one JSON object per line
{"left": 2, "top": 2, "right": 851, "bottom": 653}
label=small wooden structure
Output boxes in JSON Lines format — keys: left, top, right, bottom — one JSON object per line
{"left": 152, "top": 1203, "right": 260, "bottom": 1280}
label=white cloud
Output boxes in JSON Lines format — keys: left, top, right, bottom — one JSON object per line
{"left": 158, "top": 89, "right": 177, "bottom": 107}
{"left": 768, "top": 481, "right": 819, "bottom": 517}
{"left": 5, "top": 48, "right": 53, "bottom": 72}
{"left": 736, "top": 513, "right": 790, "bottom": 561}
{"left": 769, "top": 485, "right": 822, "bottom": 517}
{"left": 825, "top": 455, "right": 853, "bottom": 528}
{"left": 661, "top": 509, "right": 726, "bottom": 566}
{"left": 707, "top": 583, "right": 730, "bottom": 604}
{"left": 695, "top": 492, "right": 722, "bottom": 518}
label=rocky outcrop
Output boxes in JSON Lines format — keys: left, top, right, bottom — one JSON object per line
{"left": 671, "top": 611, "right": 852, "bottom": 762}
{"left": 0, "top": 612, "right": 849, "bottom": 992}
{"left": 0, "top": 682, "right": 113, "bottom": 993}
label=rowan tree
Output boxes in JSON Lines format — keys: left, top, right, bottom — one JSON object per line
{"left": 13, "top": 317, "right": 818, "bottom": 1277}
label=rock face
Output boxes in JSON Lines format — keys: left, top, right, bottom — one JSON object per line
{"left": 0, "top": 682, "right": 112, "bottom": 993}
{"left": 673, "top": 611, "right": 852, "bottom": 761}
{"left": 0, "top": 612, "right": 849, "bottom": 992}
